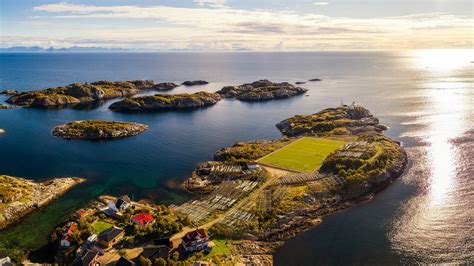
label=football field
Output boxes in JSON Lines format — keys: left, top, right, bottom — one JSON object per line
{"left": 257, "top": 137, "right": 346, "bottom": 173}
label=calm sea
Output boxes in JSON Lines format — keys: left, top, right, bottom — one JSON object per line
{"left": 0, "top": 51, "right": 472, "bottom": 264}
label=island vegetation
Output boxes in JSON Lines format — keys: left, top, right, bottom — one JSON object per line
{"left": 109, "top": 92, "right": 222, "bottom": 112}
{"left": 216, "top": 79, "right": 307, "bottom": 101}
{"left": 6, "top": 80, "right": 175, "bottom": 108}
{"left": 52, "top": 120, "right": 149, "bottom": 140}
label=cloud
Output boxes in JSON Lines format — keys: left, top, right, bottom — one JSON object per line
{"left": 5, "top": 3, "right": 471, "bottom": 51}
{"left": 194, "top": 0, "right": 228, "bottom": 8}
{"left": 314, "top": 2, "right": 329, "bottom": 6}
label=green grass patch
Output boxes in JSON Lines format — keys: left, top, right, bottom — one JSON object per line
{"left": 257, "top": 137, "right": 346, "bottom": 173}
{"left": 91, "top": 221, "right": 113, "bottom": 235}
{"left": 206, "top": 239, "right": 232, "bottom": 258}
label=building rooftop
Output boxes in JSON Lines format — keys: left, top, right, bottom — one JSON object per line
{"left": 98, "top": 226, "right": 124, "bottom": 243}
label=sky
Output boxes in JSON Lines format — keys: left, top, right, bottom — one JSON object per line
{"left": 0, "top": 0, "right": 473, "bottom": 51}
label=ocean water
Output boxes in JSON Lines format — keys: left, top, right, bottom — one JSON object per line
{"left": 0, "top": 51, "right": 472, "bottom": 264}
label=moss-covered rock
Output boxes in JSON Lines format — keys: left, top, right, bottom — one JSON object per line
{"left": 109, "top": 91, "right": 222, "bottom": 112}
{"left": 52, "top": 120, "right": 148, "bottom": 140}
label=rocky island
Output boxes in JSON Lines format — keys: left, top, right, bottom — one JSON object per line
{"left": 0, "top": 175, "right": 84, "bottom": 230}
{"left": 216, "top": 79, "right": 307, "bottom": 101}
{"left": 6, "top": 80, "right": 174, "bottom": 108}
{"left": 52, "top": 120, "right": 148, "bottom": 140}
{"left": 109, "top": 91, "right": 222, "bottom": 112}
{"left": 155, "top": 82, "right": 179, "bottom": 90}
{"left": 182, "top": 80, "right": 209, "bottom": 86}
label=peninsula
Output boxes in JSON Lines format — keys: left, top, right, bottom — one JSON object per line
{"left": 52, "top": 120, "right": 148, "bottom": 140}
{"left": 216, "top": 79, "right": 307, "bottom": 101}
{"left": 109, "top": 91, "right": 222, "bottom": 112}
{"left": 0, "top": 175, "right": 85, "bottom": 230}
{"left": 6, "top": 80, "right": 175, "bottom": 108}
{"left": 40, "top": 104, "right": 407, "bottom": 265}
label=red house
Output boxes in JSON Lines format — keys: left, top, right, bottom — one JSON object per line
{"left": 131, "top": 212, "right": 155, "bottom": 227}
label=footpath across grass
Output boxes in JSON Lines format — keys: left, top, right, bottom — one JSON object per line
{"left": 257, "top": 137, "right": 346, "bottom": 173}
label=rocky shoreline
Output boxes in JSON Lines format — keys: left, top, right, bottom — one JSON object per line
{"left": 0, "top": 175, "right": 85, "bottom": 230}
{"left": 52, "top": 120, "right": 148, "bottom": 140}
{"left": 109, "top": 91, "right": 222, "bottom": 112}
{"left": 216, "top": 79, "right": 307, "bottom": 101}
{"left": 0, "top": 104, "right": 19, "bottom": 109}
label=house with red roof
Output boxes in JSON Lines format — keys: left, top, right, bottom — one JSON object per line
{"left": 131, "top": 212, "right": 155, "bottom": 227}
{"left": 60, "top": 222, "right": 79, "bottom": 247}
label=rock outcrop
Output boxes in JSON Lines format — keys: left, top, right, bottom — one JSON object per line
{"left": 0, "top": 104, "right": 19, "bottom": 109}
{"left": 155, "top": 82, "right": 179, "bottom": 90}
{"left": 52, "top": 120, "right": 148, "bottom": 140}
{"left": 6, "top": 80, "right": 164, "bottom": 108}
{"left": 182, "top": 80, "right": 209, "bottom": 86}
{"left": 0, "top": 89, "right": 17, "bottom": 95}
{"left": 0, "top": 175, "right": 85, "bottom": 229}
{"left": 309, "top": 78, "right": 323, "bottom": 82}
{"left": 109, "top": 91, "right": 222, "bottom": 112}
{"left": 276, "top": 105, "right": 381, "bottom": 137}
{"left": 216, "top": 79, "right": 307, "bottom": 101}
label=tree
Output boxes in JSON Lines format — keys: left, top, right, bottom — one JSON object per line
{"left": 138, "top": 256, "right": 152, "bottom": 266}
{"left": 154, "top": 257, "right": 167, "bottom": 266}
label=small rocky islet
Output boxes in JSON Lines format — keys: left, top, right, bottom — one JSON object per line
{"left": 182, "top": 80, "right": 209, "bottom": 86}
{"left": 216, "top": 79, "right": 307, "bottom": 101}
{"left": 52, "top": 120, "right": 148, "bottom": 140}
{"left": 109, "top": 91, "right": 222, "bottom": 112}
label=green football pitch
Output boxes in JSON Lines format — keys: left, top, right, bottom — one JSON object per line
{"left": 257, "top": 137, "right": 346, "bottom": 173}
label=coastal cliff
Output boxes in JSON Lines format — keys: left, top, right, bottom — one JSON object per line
{"left": 6, "top": 80, "right": 173, "bottom": 108}
{"left": 52, "top": 120, "right": 148, "bottom": 140}
{"left": 0, "top": 175, "right": 85, "bottom": 230}
{"left": 109, "top": 91, "right": 222, "bottom": 112}
{"left": 216, "top": 79, "right": 307, "bottom": 101}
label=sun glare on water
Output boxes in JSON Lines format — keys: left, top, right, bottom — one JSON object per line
{"left": 391, "top": 49, "right": 473, "bottom": 262}
{"left": 410, "top": 49, "right": 474, "bottom": 72}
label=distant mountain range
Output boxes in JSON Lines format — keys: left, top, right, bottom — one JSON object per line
{"left": 0, "top": 46, "right": 135, "bottom": 53}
